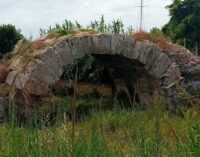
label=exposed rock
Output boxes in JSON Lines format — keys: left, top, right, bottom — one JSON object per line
{"left": 161, "top": 43, "right": 200, "bottom": 94}
{"left": 150, "top": 53, "right": 171, "bottom": 79}
{"left": 160, "top": 63, "right": 182, "bottom": 87}
{"left": 181, "top": 80, "right": 200, "bottom": 94}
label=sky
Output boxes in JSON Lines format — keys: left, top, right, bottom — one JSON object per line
{"left": 0, "top": 0, "right": 172, "bottom": 38}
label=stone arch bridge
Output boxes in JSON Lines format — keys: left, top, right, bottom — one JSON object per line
{"left": 6, "top": 33, "right": 181, "bottom": 104}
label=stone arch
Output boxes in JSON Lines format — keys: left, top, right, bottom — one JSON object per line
{"left": 6, "top": 34, "right": 181, "bottom": 104}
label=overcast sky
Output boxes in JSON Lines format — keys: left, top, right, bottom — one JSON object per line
{"left": 0, "top": 0, "right": 172, "bottom": 38}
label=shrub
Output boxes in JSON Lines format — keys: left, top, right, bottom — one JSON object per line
{"left": 130, "top": 30, "right": 171, "bottom": 50}
{"left": 131, "top": 31, "right": 150, "bottom": 41}
{"left": 0, "top": 24, "right": 23, "bottom": 56}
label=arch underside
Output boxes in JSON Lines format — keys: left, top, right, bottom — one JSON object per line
{"left": 6, "top": 34, "right": 181, "bottom": 104}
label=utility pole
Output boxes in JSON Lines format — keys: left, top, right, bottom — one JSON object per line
{"left": 139, "top": 0, "right": 144, "bottom": 31}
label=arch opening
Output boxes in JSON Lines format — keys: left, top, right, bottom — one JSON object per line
{"left": 52, "top": 54, "right": 160, "bottom": 106}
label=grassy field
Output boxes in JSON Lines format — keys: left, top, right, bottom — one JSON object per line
{"left": 0, "top": 96, "right": 200, "bottom": 157}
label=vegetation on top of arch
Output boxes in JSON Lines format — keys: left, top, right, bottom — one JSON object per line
{"left": 39, "top": 15, "right": 134, "bottom": 38}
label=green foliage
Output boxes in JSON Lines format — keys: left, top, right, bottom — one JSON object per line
{"left": 188, "top": 124, "right": 200, "bottom": 156}
{"left": 39, "top": 19, "right": 80, "bottom": 37}
{"left": 62, "top": 55, "right": 111, "bottom": 84}
{"left": 150, "top": 27, "right": 163, "bottom": 37}
{"left": 75, "top": 130, "right": 119, "bottom": 157}
{"left": 40, "top": 15, "right": 129, "bottom": 37}
{"left": 0, "top": 24, "right": 23, "bottom": 55}
{"left": 162, "top": 0, "right": 200, "bottom": 51}
{"left": 89, "top": 15, "right": 124, "bottom": 34}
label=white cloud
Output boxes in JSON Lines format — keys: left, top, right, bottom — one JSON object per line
{"left": 0, "top": 0, "right": 172, "bottom": 38}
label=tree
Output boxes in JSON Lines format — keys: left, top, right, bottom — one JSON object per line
{"left": 162, "top": 0, "right": 200, "bottom": 52}
{"left": 0, "top": 24, "right": 23, "bottom": 56}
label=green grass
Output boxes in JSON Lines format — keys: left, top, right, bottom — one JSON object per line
{"left": 1, "top": 97, "right": 200, "bottom": 157}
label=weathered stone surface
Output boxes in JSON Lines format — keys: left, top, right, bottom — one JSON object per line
{"left": 122, "top": 36, "right": 136, "bottom": 58}
{"left": 92, "top": 34, "right": 112, "bottom": 54}
{"left": 143, "top": 45, "right": 160, "bottom": 70}
{"left": 54, "top": 41, "right": 74, "bottom": 65}
{"left": 137, "top": 43, "right": 150, "bottom": 63}
{"left": 161, "top": 43, "right": 200, "bottom": 94}
{"left": 6, "top": 71, "right": 48, "bottom": 95}
{"left": 131, "top": 41, "right": 143, "bottom": 60}
{"left": 33, "top": 49, "right": 64, "bottom": 78}
{"left": 26, "top": 59, "right": 60, "bottom": 85}
{"left": 111, "top": 34, "right": 126, "bottom": 55}
{"left": 67, "top": 37, "right": 85, "bottom": 59}
{"left": 181, "top": 80, "right": 200, "bottom": 94}
{"left": 159, "top": 63, "right": 181, "bottom": 87}
{"left": 150, "top": 53, "right": 171, "bottom": 79}
{"left": 69, "top": 35, "right": 93, "bottom": 58}
{"left": 130, "top": 41, "right": 160, "bottom": 69}
{"left": 6, "top": 33, "right": 181, "bottom": 104}
{"left": 6, "top": 71, "right": 29, "bottom": 89}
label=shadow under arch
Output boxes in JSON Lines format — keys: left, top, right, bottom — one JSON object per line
{"left": 54, "top": 54, "right": 159, "bottom": 105}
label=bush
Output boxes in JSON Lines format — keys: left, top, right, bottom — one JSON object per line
{"left": 61, "top": 55, "right": 111, "bottom": 84}
{"left": 131, "top": 30, "right": 171, "bottom": 50}
{"left": 0, "top": 24, "right": 23, "bottom": 56}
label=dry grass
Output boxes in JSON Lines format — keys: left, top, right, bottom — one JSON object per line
{"left": 46, "top": 31, "right": 62, "bottom": 39}
{"left": 130, "top": 31, "right": 173, "bottom": 51}
{"left": 52, "top": 80, "right": 112, "bottom": 97}
{"left": 131, "top": 31, "right": 150, "bottom": 42}
{"left": 32, "top": 40, "right": 47, "bottom": 50}
{"left": 75, "top": 29, "right": 98, "bottom": 35}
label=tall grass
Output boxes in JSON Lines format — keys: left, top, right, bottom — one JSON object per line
{"left": 1, "top": 96, "right": 200, "bottom": 157}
